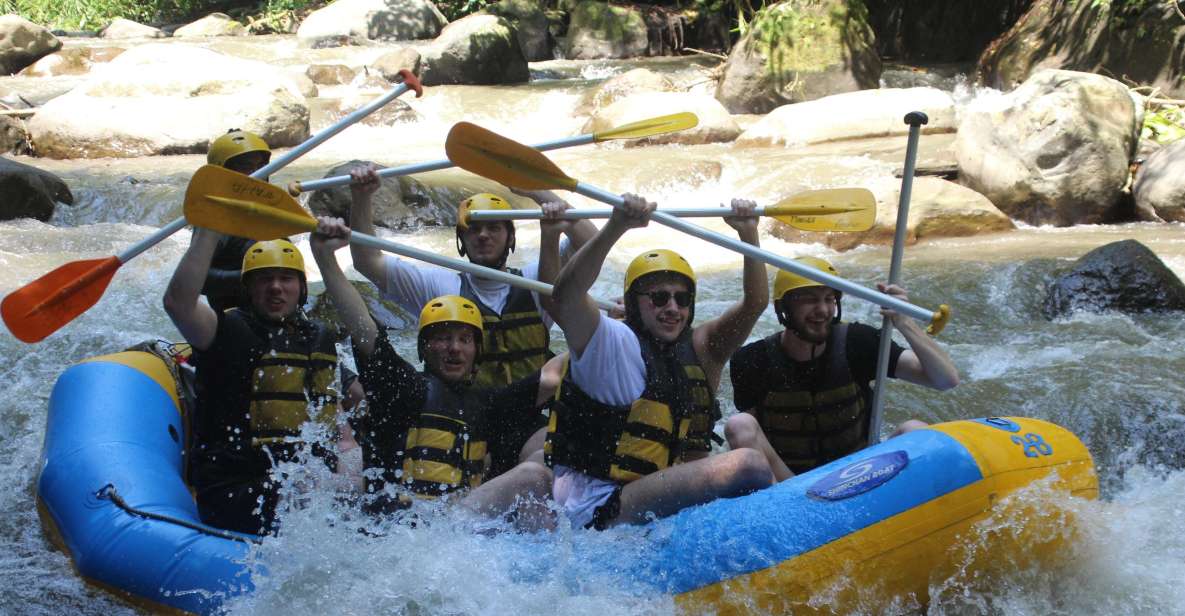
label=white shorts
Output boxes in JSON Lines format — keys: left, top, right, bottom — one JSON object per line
{"left": 552, "top": 465, "right": 619, "bottom": 529}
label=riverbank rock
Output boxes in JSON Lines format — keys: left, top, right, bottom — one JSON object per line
{"left": 0, "top": 115, "right": 28, "bottom": 153}
{"left": 100, "top": 18, "right": 166, "bottom": 39}
{"left": 308, "top": 160, "right": 456, "bottom": 228}
{"left": 28, "top": 44, "right": 309, "bottom": 159}
{"left": 173, "top": 13, "right": 247, "bottom": 38}
{"left": 715, "top": 0, "right": 880, "bottom": 114}
{"left": 737, "top": 87, "right": 955, "bottom": 147}
{"left": 1132, "top": 139, "right": 1185, "bottom": 223}
{"left": 1042, "top": 240, "right": 1185, "bottom": 318}
{"left": 0, "top": 15, "right": 62, "bottom": 75}
{"left": 955, "top": 69, "right": 1139, "bottom": 227}
{"left": 978, "top": 0, "right": 1185, "bottom": 99}
{"left": 372, "top": 47, "right": 422, "bottom": 79}
{"left": 582, "top": 92, "right": 739, "bottom": 145}
{"left": 578, "top": 68, "right": 677, "bottom": 113}
{"left": 484, "top": 0, "right": 552, "bottom": 61}
{"left": 309, "top": 280, "right": 411, "bottom": 337}
{"left": 766, "top": 177, "right": 1014, "bottom": 251}
{"left": 563, "top": 2, "right": 648, "bottom": 59}
{"left": 325, "top": 92, "right": 422, "bottom": 126}
{"left": 296, "top": 0, "right": 447, "bottom": 48}
{"left": 307, "top": 64, "right": 356, "bottom": 85}
{"left": 18, "top": 46, "right": 124, "bottom": 77}
{"left": 0, "top": 156, "right": 73, "bottom": 221}
{"left": 419, "top": 14, "right": 528, "bottom": 85}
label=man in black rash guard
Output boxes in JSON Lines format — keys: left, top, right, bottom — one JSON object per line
{"left": 725, "top": 256, "right": 960, "bottom": 481}
{"left": 310, "top": 217, "right": 558, "bottom": 530}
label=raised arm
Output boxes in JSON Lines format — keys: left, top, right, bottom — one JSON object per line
{"left": 550, "top": 194, "right": 655, "bottom": 356}
{"left": 163, "top": 227, "right": 221, "bottom": 351}
{"left": 693, "top": 199, "right": 769, "bottom": 383}
{"left": 310, "top": 217, "right": 380, "bottom": 357}
{"left": 347, "top": 163, "right": 386, "bottom": 285}
{"left": 880, "top": 283, "right": 960, "bottom": 391}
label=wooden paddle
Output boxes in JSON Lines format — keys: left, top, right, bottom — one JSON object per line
{"left": 444, "top": 121, "right": 950, "bottom": 334}
{"left": 1, "top": 71, "right": 422, "bottom": 343}
{"left": 465, "top": 187, "right": 876, "bottom": 233}
{"left": 286, "top": 112, "right": 699, "bottom": 195}
{"left": 183, "top": 165, "right": 618, "bottom": 312}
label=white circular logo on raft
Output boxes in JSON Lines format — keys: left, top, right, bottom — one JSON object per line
{"left": 807, "top": 451, "right": 910, "bottom": 501}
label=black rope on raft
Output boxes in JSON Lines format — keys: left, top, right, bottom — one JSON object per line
{"left": 96, "top": 484, "right": 264, "bottom": 545}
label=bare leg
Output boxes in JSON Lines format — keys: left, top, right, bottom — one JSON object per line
{"left": 519, "top": 426, "right": 547, "bottom": 466}
{"left": 612, "top": 448, "right": 772, "bottom": 527}
{"left": 890, "top": 419, "right": 928, "bottom": 438}
{"left": 725, "top": 413, "right": 794, "bottom": 482}
{"left": 461, "top": 461, "right": 555, "bottom": 532}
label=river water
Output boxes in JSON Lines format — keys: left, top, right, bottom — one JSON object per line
{"left": 1, "top": 35, "right": 1184, "bottom": 615}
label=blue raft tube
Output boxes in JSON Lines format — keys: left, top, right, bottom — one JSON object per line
{"left": 37, "top": 350, "right": 1099, "bottom": 614}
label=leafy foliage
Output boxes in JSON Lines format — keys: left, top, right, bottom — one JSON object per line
{"left": 0, "top": 0, "right": 323, "bottom": 31}
{"left": 1143, "top": 105, "right": 1185, "bottom": 145}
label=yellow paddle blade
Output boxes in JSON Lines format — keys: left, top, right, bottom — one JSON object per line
{"left": 446, "top": 122, "right": 578, "bottom": 191}
{"left": 592, "top": 112, "right": 699, "bottom": 141}
{"left": 183, "top": 165, "right": 316, "bottom": 240}
{"left": 767, "top": 188, "right": 877, "bottom": 232}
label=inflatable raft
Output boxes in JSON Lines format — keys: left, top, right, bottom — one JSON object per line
{"left": 37, "top": 350, "right": 1098, "bottom": 614}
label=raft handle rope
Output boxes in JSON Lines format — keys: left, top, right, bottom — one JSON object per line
{"left": 96, "top": 484, "right": 263, "bottom": 545}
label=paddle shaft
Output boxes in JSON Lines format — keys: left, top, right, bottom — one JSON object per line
{"left": 868, "top": 112, "right": 928, "bottom": 445}
{"left": 292, "top": 134, "right": 595, "bottom": 194}
{"left": 467, "top": 204, "right": 848, "bottom": 221}
{"left": 570, "top": 182, "right": 940, "bottom": 324}
{"left": 116, "top": 77, "right": 420, "bottom": 264}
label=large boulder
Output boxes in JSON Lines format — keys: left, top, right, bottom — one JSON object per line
{"left": 715, "top": 0, "right": 880, "bottom": 114}
{"left": 308, "top": 280, "right": 411, "bottom": 337}
{"left": 27, "top": 44, "right": 309, "bottom": 159}
{"left": 100, "top": 18, "right": 166, "bottom": 39}
{"left": 308, "top": 160, "right": 457, "bottom": 228}
{"left": 0, "top": 14, "right": 62, "bottom": 75}
{"left": 563, "top": 2, "right": 648, "bottom": 59}
{"left": 0, "top": 115, "right": 28, "bottom": 153}
{"left": 372, "top": 47, "right": 422, "bottom": 80}
{"left": 578, "top": 68, "right": 677, "bottom": 113}
{"left": 173, "top": 13, "right": 247, "bottom": 38}
{"left": 0, "top": 156, "right": 73, "bottom": 221}
{"left": 1132, "top": 138, "right": 1185, "bottom": 223}
{"left": 737, "top": 87, "right": 955, "bottom": 147}
{"left": 419, "top": 14, "right": 528, "bottom": 86}
{"left": 484, "top": 0, "right": 553, "bottom": 61}
{"left": 1042, "top": 239, "right": 1185, "bottom": 318}
{"left": 18, "top": 46, "right": 124, "bottom": 77}
{"left": 581, "top": 92, "right": 740, "bottom": 146}
{"left": 321, "top": 92, "right": 422, "bottom": 127}
{"left": 955, "top": 69, "right": 1139, "bottom": 227}
{"left": 767, "top": 177, "right": 1014, "bottom": 251}
{"left": 296, "top": 0, "right": 447, "bottom": 48}
{"left": 306, "top": 63, "right": 356, "bottom": 85}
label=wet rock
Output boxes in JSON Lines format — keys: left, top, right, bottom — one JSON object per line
{"left": 0, "top": 14, "right": 62, "bottom": 75}
{"left": 101, "top": 18, "right": 167, "bottom": 39}
{"left": 27, "top": 44, "right": 309, "bottom": 159}
{"left": 309, "top": 280, "right": 411, "bottom": 338}
{"left": 173, "top": 13, "right": 247, "bottom": 38}
{"left": 1132, "top": 139, "right": 1185, "bottom": 223}
{"left": 296, "top": 0, "right": 447, "bottom": 48}
{"left": 372, "top": 47, "right": 422, "bottom": 80}
{"left": 767, "top": 177, "right": 1014, "bottom": 251}
{"left": 1042, "top": 240, "right": 1185, "bottom": 318}
{"left": 736, "top": 87, "right": 955, "bottom": 147}
{"left": 323, "top": 93, "right": 421, "bottom": 126}
{"left": 0, "top": 115, "right": 29, "bottom": 154}
{"left": 307, "top": 160, "right": 456, "bottom": 229}
{"left": 0, "top": 156, "right": 73, "bottom": 221}
{"left": 578, "top": 68, "right": 676, "bottom": 114}
{"left": 955, "top": 69, "right": 1139, "bottom": 227}
{"left": 715, "top": 0, "right": 880, "bottom": 114}
{"left": 582, "top": 92, "right": 739, "bottom": 145}
{"left": 18, "top": 46, "right": 124, "bottom": 77}
{"left": 484, "top": 0, "right": 553, "bottom": 61}
{"left": 287, "top": 69, "right": 319, "bottom": 98}
{"left": 563, "top": 2, "right": 648, "bottom": 59}
{"left": 419, "top": 14, "right": 527, "bottom": 85}
{"left": 306, "top": 63, "right": 357, "bottom": 85}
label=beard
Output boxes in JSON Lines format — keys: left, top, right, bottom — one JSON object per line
{"left": 789, "top": 315, "right": 832, "bottom": 345}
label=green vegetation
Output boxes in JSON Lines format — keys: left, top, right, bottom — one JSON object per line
{"left": 436, "top": 0, "right": 494, "bottom": 22}
{"left": 1143, "top": 105, "right": 1185, "bottom": 145}
{"left": 0, "top": 0, "right": 324, "bottom": 31}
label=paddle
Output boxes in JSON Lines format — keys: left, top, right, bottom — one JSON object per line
{"left": 1, "top": 71, "right": 422, "bottom": 343}
{"left": 183, "top": 165, "right": 618, "bottom": 312}
{"left": 464, "top": 187, "right": 876, "bottom": 233}
{"left": 444, "top": 121, "right": 950, "bottom": 334}
{"left": 286, "top": 112, "right": 698, "bottom": 195}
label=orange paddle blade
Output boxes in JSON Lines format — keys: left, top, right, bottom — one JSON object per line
{"left": 2, "top": 256, "right": 122, "bottom": 343}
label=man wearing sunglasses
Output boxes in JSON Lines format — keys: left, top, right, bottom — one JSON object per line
{"left": 539, "top": 194, "right": 773, "bottom": 530}
{"left": 725, "top": 256, "right": 960, "bottom": 482}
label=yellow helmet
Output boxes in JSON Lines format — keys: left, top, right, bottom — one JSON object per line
{"left": 241, "top": 239, "right": 305, "bottom": 277}
{"left": 207, "top": 130, "right": 271, "bottom": 167}
{"left": 624, "top": 249, "right": 696, "bottom": 292}
{"left": 456, "top": 193, "right": 512, "bottom": 231}
{"left": 418, "top": 295, "right": 484, "bottom": 360}
{"left": 773, "top": 256, "right": 839, "bottom": 300}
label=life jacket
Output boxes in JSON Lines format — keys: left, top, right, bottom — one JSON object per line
{"left": 459, "top": 269, "right": 551, "bottom": 388}
{"left": 753, "top": 324, "right": 869, "bottom": 475}
{"left": 400, "top": 373, "right": 489, "bottom": 496}
{"left": 672, "top": 332, "right": 723, "bottom": 457}
{"left": 544, "top": 329, "right": 693, "bottom": 483}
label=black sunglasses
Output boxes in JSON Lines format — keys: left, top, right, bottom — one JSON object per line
{"left": 637, "top": 290, "right": 694, "bottom": 308}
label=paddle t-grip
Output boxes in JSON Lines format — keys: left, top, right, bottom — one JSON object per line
{"left": 904, "top": 111, "right": 929, "bottom": 127}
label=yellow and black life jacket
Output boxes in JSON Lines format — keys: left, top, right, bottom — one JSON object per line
{"left": 754, "top": 325, "right": 868, "bottom": 475}
{"left": 400, "top": 374, "right": 488, "bottom": 496}
{"left": 672, "top": 331, "right": 723, "bottom": 457}
{"left": 460, "top": 269, "right": 551, "bottom": 388}
{"left": 544, "top": 331, "right": 693, "bottom": 483}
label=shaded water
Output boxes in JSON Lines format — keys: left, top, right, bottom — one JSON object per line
{"left": 2, "top": 34, "right": 1184, "bottom": 615}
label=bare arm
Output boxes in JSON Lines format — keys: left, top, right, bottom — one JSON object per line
{"left": 347, "top": 164, "right": 386, "bottom": 286}
{"left": 163, "top": 227, "right": 221, "bottom": 351}
{"left": 693, "top": 199, "right": 769, "bottom": 386}
{"left": 880, "top": 283, "right": 960, "bottom": 391}
{"left": 534, "top": 352, "right": 567, "bottom": 407}
{"left": 530, "top": 193, "right": 575, "bottom": 314}
{"left": 311, "top": 217, "right": 379, "bottom": 357}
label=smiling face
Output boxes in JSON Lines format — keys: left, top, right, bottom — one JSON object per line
{"left": 421, "top": 323, "right": 479, "bottom": 382}
{"left": 246, "top": 267, "right": 303, "bottom": 321}
{"left": 459, "top": 221, "right": 513, "bottom": 269}
{"left": 782, "top": 286, "right": 839, "bottom": 344}
{"left": 634, "top": 276, "right": 693, "bottom": 343}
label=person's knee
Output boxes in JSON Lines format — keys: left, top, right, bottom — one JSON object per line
{"left": 510, "top": 461, "right": 553, "bottom": 496}
{"left": 715, "top": 448, "right": 772, "bottom": 496}
{"left": 890, "top": 419, "right": 929, "bottom": 438}
{"left": 724, "top": 413, "right": 760, "bottom": 448}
